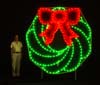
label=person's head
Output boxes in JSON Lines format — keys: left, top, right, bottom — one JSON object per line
{"left": 15, "top": 34, "right": 19, "bottom": 41}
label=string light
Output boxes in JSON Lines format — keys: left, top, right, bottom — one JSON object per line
{"left": 26, "top": 7, "right": 92, "bottom": 74}
{"left": 38, "top": 7, "right": 80, "bottom": 46}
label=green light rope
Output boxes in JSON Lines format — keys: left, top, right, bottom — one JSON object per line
{"left": 26, "top": 7, "right": 92, "bottom": 74}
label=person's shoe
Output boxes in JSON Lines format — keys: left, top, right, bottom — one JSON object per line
{"left": 16, "top": 73, "right": 20, "bottom": 77}
{"left": 12, "top": 72, "right": 16, "bottom": 77}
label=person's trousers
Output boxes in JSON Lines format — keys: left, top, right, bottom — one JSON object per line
{"left": 11, "top": 53, "right": 22, "bottom": 76}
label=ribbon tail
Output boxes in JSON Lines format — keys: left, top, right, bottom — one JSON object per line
{"left": 60, "top": 24, "right": 79, "bottom": 46}
{"left": 39, "top": 24, "right": 57, "bottom": 45}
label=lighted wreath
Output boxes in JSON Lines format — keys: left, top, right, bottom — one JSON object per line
{"left": 26, "top": 7, "right": 92, "bottom": 74}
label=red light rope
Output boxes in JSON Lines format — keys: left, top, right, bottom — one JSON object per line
{"left": 38, "top": 8, "right": 80, "bottom": 46}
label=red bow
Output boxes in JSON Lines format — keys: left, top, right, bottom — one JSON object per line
{"left": 38, "top": 7, "right": 80, "bottom": 46}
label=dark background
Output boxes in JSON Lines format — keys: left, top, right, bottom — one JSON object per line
{"left": 0, "top": 0, "right": 99, "bottom": 84}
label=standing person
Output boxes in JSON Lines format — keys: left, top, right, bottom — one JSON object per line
{"left": 10, "top": 34, "right": 23, "bottom": 77}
